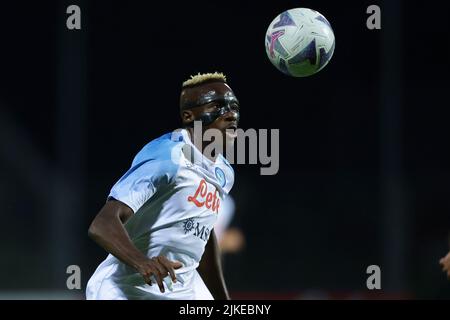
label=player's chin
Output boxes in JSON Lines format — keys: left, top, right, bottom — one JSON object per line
{"left": 222, "top": 126, "right": 237, "bottom": 138}
{"left": 223, "top": 137, "right": 236, "bottom": 152}
{"left": 221, "top": 129, "right": 236, "bottom": 144}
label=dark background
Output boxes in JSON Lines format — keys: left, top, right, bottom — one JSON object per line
{"left": 0, "top": 0, "right": 449, "bottom": 299}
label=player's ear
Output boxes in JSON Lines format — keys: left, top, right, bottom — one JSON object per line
{"left": 181, "top": 110, "right": 194, "bottom": 126}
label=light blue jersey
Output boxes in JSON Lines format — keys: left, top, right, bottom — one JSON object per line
{"left": 86, "top": 129, "right": 234, "bottom": 300}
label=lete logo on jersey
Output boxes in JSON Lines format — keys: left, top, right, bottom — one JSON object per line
{"left": 187, "top": 179, "right": 220, "bottom": 214}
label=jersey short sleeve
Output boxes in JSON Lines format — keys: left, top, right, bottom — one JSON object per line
{"left": 108, "top": 132, "right": 183, "bottom": 213}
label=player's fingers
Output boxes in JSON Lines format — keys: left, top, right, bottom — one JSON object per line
{"left": 154, "top": 273, "right": 165, "bottom": 293}
{"left": 142, "top": 271, "right": 152, "bottom": 286}
{"left": 158, "top": 258, "right": 177, "bottom": 282}
{"left": 151, "top": 258, "right": 168, "bottom": 293}
{"left": 171, "top": 260, "right": 183, "bottom": 269}
{"left": 152, "top": 258, "right": 169, "bottom": 278}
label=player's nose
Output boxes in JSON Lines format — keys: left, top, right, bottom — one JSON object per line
{"left": 223, "top": 110, "right": 239, "bottom": 123}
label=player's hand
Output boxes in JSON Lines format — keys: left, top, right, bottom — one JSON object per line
{"left": 439, "top": 251, "right": 450, "bottom": 278}
{"left": 137, "top": 256, "right": 183, "bottom": 293}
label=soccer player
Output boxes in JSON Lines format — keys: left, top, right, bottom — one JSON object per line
{"left": 86, "top": 72, "right": 240, "bottom": 300}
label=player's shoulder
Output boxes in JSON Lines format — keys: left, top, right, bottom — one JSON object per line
{"left": 218, "top": 153, "right": 234, "bottom": 176}
{"left": 130, "top": 130, "right": 187, "bottom": 171}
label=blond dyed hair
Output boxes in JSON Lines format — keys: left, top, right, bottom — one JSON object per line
{"left": 182, "top": 72, "right": 227, "bottom": 88}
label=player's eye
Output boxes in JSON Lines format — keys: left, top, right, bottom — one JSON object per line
{"left": 230, "top": 103, "right": 239, "bottom": 112}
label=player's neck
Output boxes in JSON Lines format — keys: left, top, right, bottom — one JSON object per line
{"left": 186, "top": 127, "right": 218, "bottom": 162}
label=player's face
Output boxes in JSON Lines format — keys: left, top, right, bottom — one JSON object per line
{"left": 182, "top": 82, "right": 240, "bottom": 145}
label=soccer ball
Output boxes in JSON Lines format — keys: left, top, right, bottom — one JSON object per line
{"left": 265, "top": 8, "right": 335, "bottom": 77}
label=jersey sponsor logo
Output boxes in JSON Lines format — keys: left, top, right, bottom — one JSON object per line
{"left": 182, "top": 218, "right": 210, "bottom": 242}
{"left": 183, "top": 218, "right": 195, "bottom": 234}
{"left": 187, "top": 179, "right": 220, "bottom": 214}
{"left": 215, "top": 167, "right": 226, "bottom": 187}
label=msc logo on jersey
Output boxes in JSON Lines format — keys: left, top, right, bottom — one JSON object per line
{"left": 182, "top": 218, "right": 210, "bottom": 242}
{"left": 183, "top": 218, "right": 195, "bottom": 234}
{"left": 215, "top": 167, "right": 226, "bottom": 187}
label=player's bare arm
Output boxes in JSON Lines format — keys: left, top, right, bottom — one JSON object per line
{"left": 88, "top": 199, "right": 182, "bottom": 292}
{"left": 197, "top": 231, "right": 230, "bottom": 300}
